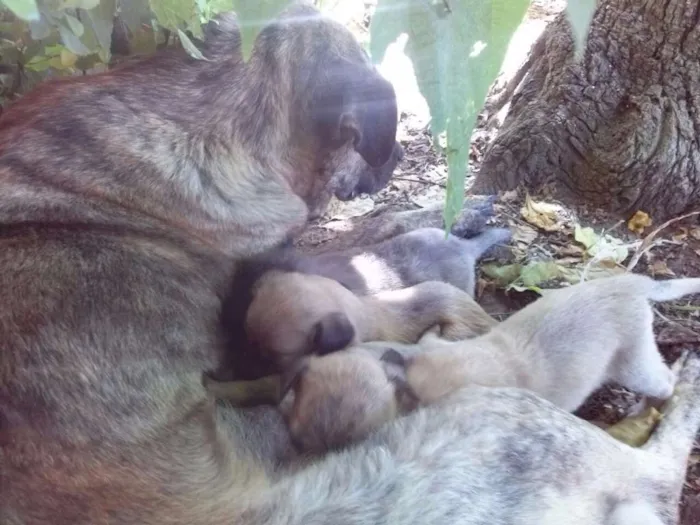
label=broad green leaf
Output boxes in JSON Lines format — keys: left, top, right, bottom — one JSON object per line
{"left": 605, "top": 407, "right": 663, "bottom": 448}
{"left": 149, "top": 0, "right": 201, "bottom": 37}
{"left": 573, "top": 224, "right": 599, "bottom": 251}
{"left": 371, "top": 0, "right": 529, "bottom": 231}
{"left": 232, "top": 0, "right": 292, "bottom": 61}
{"left": 118, "top": 0, "right": 154, "bottom": 31}
{"left": 58, "top": 23, "right": 91, "bottom": 55}
{"left": 85, "top": 0, "right": 116, "bottom": 59}
{"left": 565, "top": 0, "right": 596, "bottom": 60}
{"left": 177, "top": 28, "right": 207, "bottom": 59}
{"left": 2, "top": 0, "right": 40, "bottom": 21}
{"left": 481, "top": 263, "right": 522, "bottom": 286}
{"left": 197, "top": 0, "right": 233, "bottom": 22}
{"left": 64, "top": 13, "right": 84, "bottom": 37}
{"left": 28, "top": 15, "right": 52, "bottom": 39}
{"left": 518, "top": 261, "right": 567, "bottom": 288}
{"left": 55, "top": 0, "right": 100, "bottom": 9}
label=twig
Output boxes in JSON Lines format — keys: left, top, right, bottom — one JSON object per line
{"left": 393, "top": 176, "right": 446, "bottom": 188}
{"left": 627, "top": 210, "right": 700, "bottom": 272}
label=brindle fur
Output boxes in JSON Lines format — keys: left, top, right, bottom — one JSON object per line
{"left": 4, "top": 3, "right": 695, "bottom": 525}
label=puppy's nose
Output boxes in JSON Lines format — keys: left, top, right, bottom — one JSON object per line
{"left": 394, "top": 143, "right": 405, "bottom": 162}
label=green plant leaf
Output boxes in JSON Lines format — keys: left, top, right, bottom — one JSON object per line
{"left": 565, "top": 0, "right": 596, "bottom": 60}
{"left": 64, "top": 13, "right": 84, "bottom": 37}
{"left": 232, "top": 0, "right": 292, "bottom": 61}
{"left": 149, "top": 0, "right": 201, "bottom": 37}
{"left": 58, "top": 23, "right": 91, "bottom": 55}
{"left": 85, "top": 0, "right": 116, "bottom": 58}
{"left": 118, "top": 0, "right": 154, "bottom": 31}
{"left": 177, "top": 27, "right": 207, "bottom": 59}
{"left": 2, "top": 0, "right": 40, "bottom": 21}
{"left": 28, "top": 15, "right": 52, "bottom": 39}
{"left": 370, "top": 0, "right": 529, "bottom": 231}
{"left": 481, "top": 263, "right": 522, "bottom": 286}
{"left": 518, "top": 261, "right": 567, "bottom": 288}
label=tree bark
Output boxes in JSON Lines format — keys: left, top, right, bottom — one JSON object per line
{"left": 473, "top": 0, "right": 700, "bottom": 222}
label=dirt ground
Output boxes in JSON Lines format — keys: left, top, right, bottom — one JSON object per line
{"left": 302, "top": 0, "right": 700, "bottom": 521}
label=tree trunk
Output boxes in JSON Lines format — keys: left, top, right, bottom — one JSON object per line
{"left": 473, "top": 0, "right": 700, "bottom": 222}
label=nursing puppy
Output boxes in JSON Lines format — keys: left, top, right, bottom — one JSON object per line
{"left": 294, "top": 225, "right": 512, "bottom": 296}
{"left": 279, "top": 273, "right": 699, "bottom": 453}
{"left": 244, "top": 272, "right": 497, "bottom": 370}
{"left": 217, "top": 225, "right": 509, "bottom": 380}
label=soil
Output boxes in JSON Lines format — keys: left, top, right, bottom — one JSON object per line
{"left": 309, "top": 0, "right": 700, "bottom": 521}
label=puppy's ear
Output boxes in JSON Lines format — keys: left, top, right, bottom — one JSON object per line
{"left": 311, "top": 312, "right": 356, "bottom": 355}
{"left": 380, "top": 348, "right": 408, "bottom": 383}
{"left": 313, "top": 63, "right": 398, "bottom": 168}
{"left": 279, "top": 357, "right": 309, "bottom": 403}
{"left": 380, "top": 349, "right": 419, "bottom": 413}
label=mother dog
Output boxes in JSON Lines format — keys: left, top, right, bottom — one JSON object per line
{"left": 2, "top": 4, "right": 699, "bottom": 525}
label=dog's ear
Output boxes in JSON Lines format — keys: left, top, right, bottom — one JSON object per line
{"left": 279, "top": 357, "right": 310, "bottom": 403}
{"left": 312, "top": 63, "right": 398, "bottom": 168}
{"left": 380, "top": 348, "right": 407, "bottom": 383}
{"left": 380, "top": 349, "right": 419, "bottom": 412}
{"left": 311, "top": 312, "right": 356, "bottom": 355}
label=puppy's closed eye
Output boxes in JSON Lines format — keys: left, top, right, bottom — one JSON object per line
{"left": 311, "top": 312, "right": 356, "bottom": 355}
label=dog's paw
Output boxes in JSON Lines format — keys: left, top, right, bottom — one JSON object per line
{"left": 450, "top": 195, "right": 497, "bottom": 238}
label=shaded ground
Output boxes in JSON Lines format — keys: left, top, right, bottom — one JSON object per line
{"left": 304, "top": 0, "right": 700, "bottom": 519}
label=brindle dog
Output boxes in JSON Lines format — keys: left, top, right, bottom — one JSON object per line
{"left": 0, "top": 4, "right": 494, "bottom": 523}
{"left": 6, "top": 4, "right": 693, "bottom": 525}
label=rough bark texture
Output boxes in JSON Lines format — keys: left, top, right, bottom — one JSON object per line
{"left": 473, "top": 0, "right": 700, "bottom": 221}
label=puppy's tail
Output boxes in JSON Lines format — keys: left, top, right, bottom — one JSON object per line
{"left": 641, "top": 351, "right": 700, "bottom": 472}
{"left": 644, "top": 276, "right": 700, "bottom": 302}
{"left": 461, "top": 227, "right": 512, "bottom": 260}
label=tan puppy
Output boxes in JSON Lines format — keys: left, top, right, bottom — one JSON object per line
{"left": 279, "top": 273, "right": 700, "bottom": 453}
{"left": 244, "top": 270, "right": 497, "bottom": 369}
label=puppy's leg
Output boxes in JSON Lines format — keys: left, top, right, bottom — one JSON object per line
{"left": 608, "top": 314, "right": 675, "bottom": 401}
{"left": 606, "top": 500, "right": 664, "bottom": 525}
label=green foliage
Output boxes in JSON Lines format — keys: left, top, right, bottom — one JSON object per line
{"left": 0, "top": 0, "right": 596, "bottom": 225}
{"left": 370, "top": 0, "right": 530, "bottom": 231}
{"left": 231, "top": 0, "right": 291, "bottom": 60}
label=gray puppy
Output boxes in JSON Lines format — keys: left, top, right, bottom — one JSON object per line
{"left": 294, "top": 225, "right": 513, "bottom": 296}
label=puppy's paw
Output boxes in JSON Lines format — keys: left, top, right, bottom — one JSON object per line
{"left": 450, "top": 195, "right": 497, "bottom": 238}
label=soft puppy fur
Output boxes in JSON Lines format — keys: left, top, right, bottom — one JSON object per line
{"left": 244, "top": 272, "right": 497, "bottom": 370}
{"left": 0, "top": 4, "right": 410, "bottom": 523}
{"left": 278, "top": 273, "right": 698, "bottom": 453}
{"left": 217, "top": 225, "right": 509, "bottom": 380}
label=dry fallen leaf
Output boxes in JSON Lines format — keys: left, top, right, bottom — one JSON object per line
{"left": 605, "top": 406, "right": 663, "bottom": 447}
{"left": 690, "top": 227, "right": 700, "bottom": 240}
{"left": 520, "top": 194, "right": 565, "bottom": 232}
{"left": 673, "top": 227, "right": 689, "bottom": 242}
{"left": 649, "top": 260, "right": 675, "bottom": 277}
{"left": 628, "top": 210, "right": 652, "bottom": 235}
{"left": 511, "top": 223, "right": 538, "bottom": 246}
{"left": 500, "top": 189, "right": 520, "bottom": 203}
{"left": 557, "top": 244, "right": 585, "bottom": 257}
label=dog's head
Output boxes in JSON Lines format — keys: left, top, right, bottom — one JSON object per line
{"left": 278, "top": 348, "right": 401, "bottom": 454}
{"left": 204, "top": 5, "right": 402, "bottom": 213}
{"left": 244, "top": 270, "right": 362, "bottom": 369}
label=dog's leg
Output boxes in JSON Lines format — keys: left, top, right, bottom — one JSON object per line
{"left": 606, "top": 500, "right": 665, "bottom": 525}
{"left": 608, "top": 310, "right": 676, "bottom": 401}
{"left": 300, "top": 195, "right": 499, "bottom": 254}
